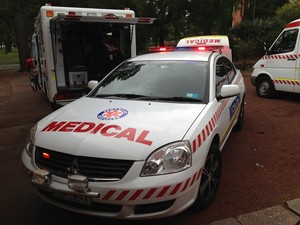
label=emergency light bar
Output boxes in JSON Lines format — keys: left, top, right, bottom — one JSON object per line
{"left": 148, "top": 45, "right": 224, "bottom": 53}
{"left": 176, "top": 45, "right": 224, "bottom": 51}
{"left": 148, "top": 46, "right": 176, "bottom": 52}
{"left": 176, "top": 35, "right": 233, "bottom": 60}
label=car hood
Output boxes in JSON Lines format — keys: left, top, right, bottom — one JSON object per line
{"left": 35, "top": 97, "right": 206, "bottom": 160}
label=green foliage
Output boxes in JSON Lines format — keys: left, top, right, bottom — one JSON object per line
{"left": 245, "top": 0, "right": 287, "bottom": 20}
{"left": 139, "top": 0, "right": 190, "bottom": 45}
{"left": 0, "top": 48, "right": 19, "bottom": 65}
{"left": 187, "top": 0, "right": 235, "bottom": 35}
{"left": 0, "top": 0, "right": 293, "bottom": 65}
{"left": 276, "top": 0, "right": 300, "bottom": 24}
{"left": 231, "top": 18, "right": 285, "bottom": 59}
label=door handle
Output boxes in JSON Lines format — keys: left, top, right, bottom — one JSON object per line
{"left": 287, "top": 58, "right": 296, "bottom": 61}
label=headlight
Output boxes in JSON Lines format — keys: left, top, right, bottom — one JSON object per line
{"left": 25, "top": 124, "right": 37, "bottom": 157}
{"left": 141, "top": 141, "right": 192, "bottom": 176}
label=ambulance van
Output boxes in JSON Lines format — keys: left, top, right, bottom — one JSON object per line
{"left": 251, "top": 19, "right": 300, "bottom": 97}
{"left": 26, "top": 4, "right": 154, "bottom": 109}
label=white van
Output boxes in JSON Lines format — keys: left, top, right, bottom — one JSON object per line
{"left": 251, "top": 19, "right": 300, "bottom": 97}
{"left": 26, "top": 5, "right": 154, "bottom": 109}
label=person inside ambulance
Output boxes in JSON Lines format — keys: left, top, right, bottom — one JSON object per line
{"left": 86, "top": 33, "right": 112, "bottom": 81}
{"left": 86, "top": 35, "right": 125, "bottom": 81}
{"left": 106, "top": 38, "right": 125, "bottom": 68}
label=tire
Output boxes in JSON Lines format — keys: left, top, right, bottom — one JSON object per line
{"left": 192, "top": 144, "right": 222, "bottom": 211}
{"left": 234, "top": 97, "right": 244, "bottom": 131}
{"left": 256, "top": 76, "right": 275, "bottom": 98}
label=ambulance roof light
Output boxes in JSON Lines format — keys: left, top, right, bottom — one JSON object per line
{"left": 148, "top": 46, "right": 176, "bottom": 52}
{"left": 46, "top": 10, "right": 54, "bottom": 17}
{"left": 176, "top": 45, "right": 224, "bottom": 52}
{"left": 197, "top": 45, "right": 224, "bottom": 51}
{"left": 105, "top": 13, "right": 119, "bottom": 19}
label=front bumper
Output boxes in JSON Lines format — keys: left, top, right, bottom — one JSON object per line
{"left": 22, "top": 150, "right": 202, "bottom": 219}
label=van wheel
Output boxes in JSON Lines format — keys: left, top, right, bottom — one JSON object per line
{"left": 256, "top": 77, "right": 275, "bottom": 98}
{"left": 192, "top": 144, "right": 221, "bottom": 211}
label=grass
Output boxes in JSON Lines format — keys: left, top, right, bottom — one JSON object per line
{"left": 0, "top": 48, "right": 19, "bottom": 65}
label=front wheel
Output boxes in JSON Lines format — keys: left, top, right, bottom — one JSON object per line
{"left": 192, "top": 144, "right": 222, "bottom": 211}
{"left": 256, "top": 77, "right": 275, "bottom": 98}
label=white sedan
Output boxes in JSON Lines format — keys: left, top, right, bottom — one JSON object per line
{"left": 22, "top": 46, "right": 245, "bottom": 219}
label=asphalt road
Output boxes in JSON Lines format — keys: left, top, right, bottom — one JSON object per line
{"left": 0, "top": 68, "right": 299, "bottom": 225}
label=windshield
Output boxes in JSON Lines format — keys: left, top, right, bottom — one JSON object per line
{"left": 89, "top": 60, "right": 208, "bottom": 103}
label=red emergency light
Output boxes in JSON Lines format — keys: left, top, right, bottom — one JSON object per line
{"left": 176, "top": 45, "right": 224, "bottom": 53}
{"left": 105, "top": 13, "right": 119, "bottom": 19}
{"left": 68, "top": 11, "right": 76, "bottom": 16}
{"left": 196, "top": 45, "right": 224, "bottom": 51}
{"left": 25, "top": 58, "right": 36, "bottom": 69}
{"left": 148, "top": 46, "right": 176, "bottom": 52}
{"left": 42, "top": 152, "right": 51, "bottom": 159}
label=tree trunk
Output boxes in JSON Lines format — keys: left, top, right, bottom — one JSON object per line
{"left": 159, "top": 27, "right": 165, "bottom": 46}
{"left": 13, "top": 0, "right": 31, "bottom": 71}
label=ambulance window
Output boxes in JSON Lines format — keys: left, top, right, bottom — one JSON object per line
{"left": 222, "top": 57, "right": 236, "bottom": 83}
{"left": 215, "top": 58, "right": 229, "bottom": 94}
{"left": 270, "top": 29, "right": 298, "bottom": 54}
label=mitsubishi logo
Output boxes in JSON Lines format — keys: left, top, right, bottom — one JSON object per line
{"left": 67, "top": 158, "right": 79, "bottom": 175}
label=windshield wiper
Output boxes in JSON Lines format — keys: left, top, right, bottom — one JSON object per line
{"left": 95, "top": 94, "right": 202, "bottom": 102}
{"left": 95, "top": 93, "right": 147, "bottom": 99}
{"left": 137, "top": 96, "right": 203, "bottom": 102}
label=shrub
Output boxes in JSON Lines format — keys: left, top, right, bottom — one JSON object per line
{"left": 231, "top": 18, "right": 285, "bottom": 60}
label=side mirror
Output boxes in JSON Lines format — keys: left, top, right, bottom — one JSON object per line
{"left": 25, "top": 58, "right": 36, "bottom": 69}
{"left": 88, "top": 80, "right": 98, "bottom": 89}
{"left": 217, "top": 84, "right": 240, "bottom": 100}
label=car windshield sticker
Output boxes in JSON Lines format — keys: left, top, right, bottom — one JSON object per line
{"left": 186, "top": 93, "right": 199, "bottom": 99}
{"left": 97, "top": 108, "right": 128, "bottom": 120}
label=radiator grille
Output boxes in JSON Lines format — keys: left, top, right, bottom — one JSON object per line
{"left": 35, "top": 147, "right": 134, "bottom": 181}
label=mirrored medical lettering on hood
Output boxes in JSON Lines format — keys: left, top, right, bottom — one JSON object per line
{"left": 41, "top": 121, "right": 153, "bottom": 146}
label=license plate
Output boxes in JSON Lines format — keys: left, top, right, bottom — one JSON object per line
{"left": 53, "top": 191, "right": 91, "bottom": 205}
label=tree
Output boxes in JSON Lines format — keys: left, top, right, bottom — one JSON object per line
{"left": 245, "top": 0, "right": 288, "bottom": 20}
{"left": 0, "top": 0, "right": 15, "bottom": 54}
{"left": 187, "top": 0, "right": 237, "bottom": 35}
{"left": 276, "top": 0, "right": 300, "bottom": 23}
{"left": 147, "top": 0, "right": 189, "bottom": 45}
{"left": 3, "top": 0, "right": 289, "bottom": 69}
{"left": 231, "top": 18, "right": 285, "bottom": 60}
{"left": 13, "top": 0, "right": 34, "bottom": 71}
{"left": 0, "top": 0, "right": 43, "bottom": 70}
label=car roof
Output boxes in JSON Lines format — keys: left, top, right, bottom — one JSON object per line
{"left": 129, "top": 50, "right": 216, "bottom": 62}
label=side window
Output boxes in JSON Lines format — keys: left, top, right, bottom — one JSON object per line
{"left": 222, "top": 57, "right": 236, "bottom": 83}
{"left": 216, "top": 58, "right": 229, "bottom": 94}
{"left": 269, "top": 29, "right": 298, "bottom": 54}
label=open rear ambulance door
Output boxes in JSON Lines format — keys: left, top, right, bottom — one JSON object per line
{"left": 49, "top": 14, "right": 155, "bottom": 105}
